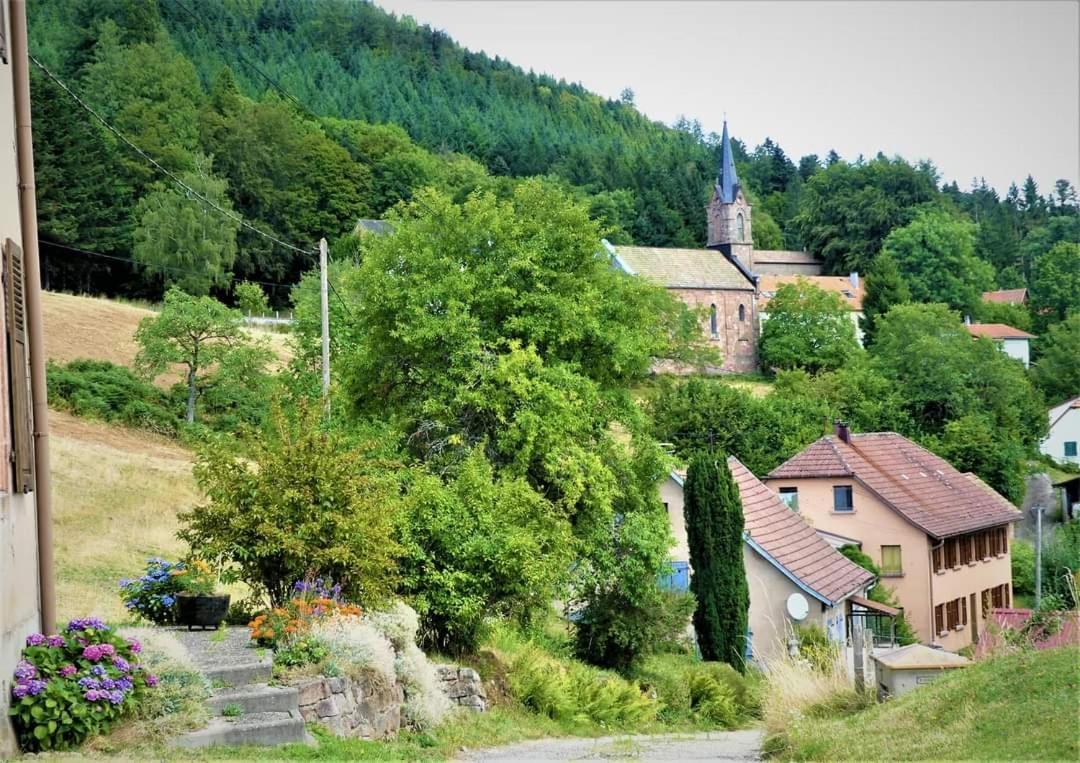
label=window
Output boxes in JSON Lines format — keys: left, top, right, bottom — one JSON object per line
{"left": 959, "top": 535, "right": 973, "bottom": 565}
{"left": 932, "top": 544, "right": 944, "bottom": 573}
{"left": 946, "top": 599, "right": 962, "bottom": 630}
{"left": 976, "top": 531, "right": 990, "bottom": 560}
{"left": 832, "top": 485, "right": 854, "bottom": 512}
{"left": 5, "top": 239, "right": 34, "bottom": 493}
{"left": 709, "top": 304, "right": 718, "bottom": 337}
{"left": 1066, "top": 441, "right": 1078, "bottom": 458}
{"left": 778, "top": 487, "right": 799, "bottom": 511}
{"left": 944, "top": 537, "right": 958, "bottom": 568}
{"left": 736, "top": 212, "right": 745, "bottom": 241}
{"left": 935, "top": 604, "right": 945, "bottom": 635}
{"left": 881, "top": 545, "right": 903, "bottom": 575}
{"left": 738, "top": 303, "right": 746, "bottom": 322}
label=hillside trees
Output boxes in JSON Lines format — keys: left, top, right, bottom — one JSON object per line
{"left": 860, "top": 251, "right": 910, "bottom": 345}
{"left": 1032, "top": 315, "right": 1080, "bottom": 405}
{"left": 684, "top": 453, "right": 749, "bottom": 671}
{"left": 759, "top": 280, "right": 861, "bottom": 373}
{"left": 1029, "top": 241, "right": 1080, "bottom": 330}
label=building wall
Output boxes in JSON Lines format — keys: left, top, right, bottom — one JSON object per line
{"left": 705, "top": 191, "right": 753, "bottom": 267}
{"left": 0, "top": 9, "right": 42, "bottom": 753}
{"left": 930, "top": 533, "right": 1012, "bottom": 652}
{"left": 1001, "top": 338, "right": 1030, "bottom": 368}
{"left": 661, "top": 477, "right": 689, "bottom": 563}
{"left": 668, "top": 287, "right": 757, "bottom": 374}
{"left": 1042, "top": 407, "right": 1080, "bottom": 465}
{"left": 763, "top": 477, "right": 935, "bottom": 642}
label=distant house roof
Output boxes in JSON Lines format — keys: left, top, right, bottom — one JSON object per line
{"left": 752, "top": 250, "right": 822, "bottom": 265}
{"left": 756, "top": 275, "right": 864, "bottom": 311}
{"left": 766, "top": 433, "right": 1021, "bottom": 539}
{"left": 728, "top": 457, "right": 874, "bottom": 606}
{"left": 354, "top": 219, "right": 394, "bottom": 236}
{"left": 982, "top": 288, "right": 1028, "bottom": 305}
{"left": 611, "top": 244, "right": 756, "bottom": 291}
{"left": 1049, "top": 396, "right": 1080, "bottom": 429}
{"left": 966, "top": 322, "right": 1035, "bottom": 340}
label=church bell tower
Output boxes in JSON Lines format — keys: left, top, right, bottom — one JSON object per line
{"left": 706, "top": 120, "right": 753, "bottom": 270}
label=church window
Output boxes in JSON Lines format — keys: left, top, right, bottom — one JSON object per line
{"left": 709, "top": 304, "right": 718, "bottom": 337}
{"left": 738, "top": 304, "right": 746, "bottom": 322}
{"left": 736, "top": 212, "right": 745, "bottom": 241}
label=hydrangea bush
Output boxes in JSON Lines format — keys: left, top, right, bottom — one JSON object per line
{"left": 119, "top": 558, "right": 188, "bottom": 624}
{"left": 9, "top": 618, "right": 157, "bottom": 752}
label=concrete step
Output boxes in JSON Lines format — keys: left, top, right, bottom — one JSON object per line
{"left": 172, "top": 711, "right": 308, "bottom": 749}
{"left": 208, "top": 684, "right": 299, "bottom": 716}
{"left": 203, "top": 659, "right": 272, "bottom": 689}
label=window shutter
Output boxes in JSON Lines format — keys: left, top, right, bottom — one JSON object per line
{"left": 5, "top": 239, "right": 34, "bottom": 492}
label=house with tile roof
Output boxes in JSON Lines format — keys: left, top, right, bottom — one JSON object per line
{"left": 764, "top": 423, "right": 1020, "bottom": 651}
{"left": 661, "top": 456, "right": 875, "bottom": 664}
{"left": 964, "top": 320, "right": 1035, "bottom": 367}
{"left": 758, "top": 273, "right": 866, "bottom": 344}
{"left": 1042, "top": 396, "right": 1080, "bottom": 466}
{"left": 982, "top": 288, "right": 1028, "bottom": 305}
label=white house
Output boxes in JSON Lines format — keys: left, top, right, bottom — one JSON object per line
{"left": 662, "top": 457, "right": 875, "bottom": 665}
{"left": 965, "top": 322, "right": 1035, "bottom": 368}
{"left": 1043, "top": 397, "right": 1080, "bottom": 465}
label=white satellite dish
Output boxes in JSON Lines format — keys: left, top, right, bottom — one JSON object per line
{"left": 786, "top": 592, "right": 810, "bottom": 622}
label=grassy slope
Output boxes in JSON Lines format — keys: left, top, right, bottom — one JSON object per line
{"left": 782, "top": 646, "right": 1080, "bottom": 761}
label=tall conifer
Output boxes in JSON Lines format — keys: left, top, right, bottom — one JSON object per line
{"left": 684, "top": 452, "right": 749, "bottom": 671}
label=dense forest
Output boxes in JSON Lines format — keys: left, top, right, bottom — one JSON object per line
{"left": 27, "top": 0, "right": 1078, "bottom": 307}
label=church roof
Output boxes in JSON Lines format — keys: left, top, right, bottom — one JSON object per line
{"left": 752, "top": 250, "right": 822, "bottom": 266}
{"left": 611, "top": 245, "right": 756, "bottom": 290}
{"left": 716, "top": 120, "right": 740, "bottom": 204}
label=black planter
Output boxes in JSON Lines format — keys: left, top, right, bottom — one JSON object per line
{"left": 176, "top": 593, "right": 231, "bottom": 630}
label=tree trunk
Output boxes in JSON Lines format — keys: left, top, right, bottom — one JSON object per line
{"left": 186, "top": 366, "right": 197, "bottom": 424}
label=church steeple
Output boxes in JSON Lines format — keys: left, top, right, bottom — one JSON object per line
{"left": 716, "top": 119, "right": 740, "bottom": 204}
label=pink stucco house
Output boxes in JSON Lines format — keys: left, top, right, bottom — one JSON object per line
{"left": 764, "top": 424, "right": 1019, "bottom": 651}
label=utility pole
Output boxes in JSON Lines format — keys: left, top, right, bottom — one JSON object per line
{"left": 319, "top": 237, "right": 330, "bottom": 417}
{"left": 1032, "top": 503, "right": 1043, "bottom": 609}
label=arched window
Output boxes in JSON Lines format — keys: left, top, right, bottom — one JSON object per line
{"left": 736, "top": 212, "right": 745, "bottom": 241}
{"left": 710, "top": 304, "right": 718, "bottom": 337}
{"left": 738, "top": 303, "right": 746, "bottom": 322}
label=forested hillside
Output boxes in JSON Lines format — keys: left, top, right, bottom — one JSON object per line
{"left": 27, "top": 0, "right": 1078, "bottom": 307}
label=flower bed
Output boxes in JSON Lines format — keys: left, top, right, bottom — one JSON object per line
{"left": 9, "top": 618, "right": 157, "bottom": 752}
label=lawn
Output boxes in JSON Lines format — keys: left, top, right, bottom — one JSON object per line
{"left": 777, "top": 646, "right": 1080, "bottom": 761}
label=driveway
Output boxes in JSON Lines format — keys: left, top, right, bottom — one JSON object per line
{"left": 459, "top": 729, "right": 764, "bottom": 761}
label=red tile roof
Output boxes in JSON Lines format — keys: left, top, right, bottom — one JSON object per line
{"left": 982, "top": 288, "right": 1028, "bottom": 305}
{"left": 757, "top": 275, "right": 864, "bottom": 311}
{"left": 729, "top": 456, "right": 874, "bottom": 605}
{"left": 766, "top": 433, "right": 1020, "bottom": 538}
{"left": 966, "top": 322, "right": 1035, "bottom": 340}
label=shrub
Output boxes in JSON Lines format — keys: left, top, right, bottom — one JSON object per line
{"left": 1012, "top": 539, "right": 1036, "bottom": 596}
{"left": 9, "top": 618, "right": 158, "bottom": 752}
{"left": 118, "top": 558, "right": 188, "bottom": 625}
{"left": 182, "top": 400, "right": 400, "bottom": 606}
{"left": 1042, "top": 520, "right": 1080, "bottom": 608}
{"left": 632, "top": 654, "right": 752, "bottom": 727}
{"left": 274, "top": 637, "right": 330, "bottom": 670}
{"left": 795, "top": 624, "right": 839, "bottom": 674}
{"left": 308, "top": 615, "right": 396, "bottom": 685}
{"left": 47, "top": 360, "right": 177, "bottom": 436}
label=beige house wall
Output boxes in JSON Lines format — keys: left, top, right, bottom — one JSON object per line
{"left": 931, "top": 532, "right": 1012, "bottom": 652}
{"left": 0, "top": 8, "right": 42, "bottom": 754}
{"left": 661, "top": 477, "right": 689, "bottom": 563}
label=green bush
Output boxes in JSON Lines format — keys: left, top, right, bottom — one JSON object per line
{"left": 796, "top": 624, "right": 838, "bottom": 674}
{"left": 1012, "top": 539, "right": 1036, "bottom": 596}
{"left": 47, "top": 359, "right": 177, "bottom": 436}
{"left": 1043, "top": 520, "right": 1080, "bottom": 608}
{"left": 632, "top": 654, "right": 752, "bottom": 727}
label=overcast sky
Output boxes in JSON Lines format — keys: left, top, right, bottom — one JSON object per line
{"left": 375, "top": 0, "right": 1079, "bottom": 196}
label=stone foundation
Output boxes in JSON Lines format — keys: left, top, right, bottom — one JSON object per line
{"left": 435, "top": 665, "right": 487, "bottom": 712}
{"left": 294, "top": 675, "right": 403, "bottom": 740}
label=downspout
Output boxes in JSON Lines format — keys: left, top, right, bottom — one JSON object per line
{"left": 10, "top": 0, "right": 57, "bottom": 630}
{"left": 928, "top": 537, "right": 944, "bottom": 645}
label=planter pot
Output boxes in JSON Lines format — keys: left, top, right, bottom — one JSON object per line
{"left": 177, "top": 593, "right": 231, "bottom": 630}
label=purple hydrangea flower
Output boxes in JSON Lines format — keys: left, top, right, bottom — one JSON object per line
{"left": 59, "top": 664, "right": 77, "bottom": 678}
{"left": 161, "top": 595, "right": 176, "bottom": 607}
{"left": 13, "top": 661, "right": 36, "bottom": 682}
{"left": 25, "top": 633, "right": 46, "bottom": 647}
{"left": 117, "top": 677, "right": 134, "bottom": 691}
{"left": 78, "top": 677, "right": 100, "bottom": 690}
{"left": 12, "top": 684, "right": 28, "bottom": 699}
{"left": 112, "top": 657, "right": 131, "bottom": 673}
{"left": 108, "top": 690, "right": 125, "bottom": 705}
{"left": 126, "top": 638, "right": 142, "bottom": 654}
{"left": 84, "top": 689, "right": 102, "bottom": 702}
{"left": 91, "top": 665, "right": 106, "bottom": 677}
{"left": 67, "top": 617, "right": 109, "bottom": 633}
{"left": 145, "top": 674, "right": 159, "bottom": 687}
{"left": 82, "top": 645, "right": 104, "bottom": 662}
{"left": 46, "top": 635, "right": 65, "bottom": 648}
{"left": 25, "top": 680, "right": 47, "bottom": 697}
{"left": 101, "top": 678, "right": 116, "bottom": 691}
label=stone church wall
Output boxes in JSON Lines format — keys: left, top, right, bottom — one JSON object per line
{"left": 669, "top": 287, "right": 757, "bottom": 374}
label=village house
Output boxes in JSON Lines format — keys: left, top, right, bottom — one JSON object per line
{"left": 0, "top": 2, "right": 56, "bottom": 755}
{"left": 757, "top": 273, "right": 865, "bottom": 345}
{"left": 982, "top": 287, "right": 1028, "bottom": 306}
{"left": 661, "top": 457, "right": 875, "bottom": 665}
{"left": 1042, "top": 396, "right": 1080, "bottom": 466}
{"left": 964, "top": 320, "right": 1035, "bottom": 367}
{"left": 764, "top": 424, "right": 1019, "bottom": 651}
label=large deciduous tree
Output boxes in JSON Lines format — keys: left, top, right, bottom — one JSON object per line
{"left": 135, "top": 288, "right": 270, "bottom": 423}
{"left": 1030, "top": 241, "right": 1080, "bottom": 330}
{"left": 1032, "top": 315, "right": 1080, "bottom": 405}
{"left": 684, "top": 452, "right": 748, "bottom": 672}
{"left": 860, "top": 251, "right": 910, "bottom": 345}
{"left": 759, "top": 280, "right": 860, "bottom": 374}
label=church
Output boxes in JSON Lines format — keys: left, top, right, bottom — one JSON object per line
{"left": 607, "top": 121, "right": 834, "bottom": 374}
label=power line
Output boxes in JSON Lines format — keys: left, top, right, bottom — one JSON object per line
{"left": 29, "top": 55, "right": 315, "bottom": 258}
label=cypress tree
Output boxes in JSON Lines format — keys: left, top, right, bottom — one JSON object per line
{"left": 684, "top": 452, "right": 749, "bottom": 671}
{"left": 860, "top": 251, "right": 911, "bottom": 346}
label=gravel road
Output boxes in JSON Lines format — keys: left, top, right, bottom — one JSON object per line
{"left": 459, "top": 729, "right": 764, "bottom": 761}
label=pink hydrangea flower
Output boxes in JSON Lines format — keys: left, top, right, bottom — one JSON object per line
{"left": 59, "top": 664, "right": 77, "bottom": 678}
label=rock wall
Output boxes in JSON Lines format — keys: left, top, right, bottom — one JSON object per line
{"left": 294, "top": 675, "right": 403, "bottom": 740}
{"left": 435, "top": 665, "right": 487, "bottom": 712}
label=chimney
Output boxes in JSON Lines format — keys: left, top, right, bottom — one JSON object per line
{"left": 849, "top": 272, "right": 859, "bottom": 290}
{"left": 834, "top": 420, "right": 851, "bottom": 444}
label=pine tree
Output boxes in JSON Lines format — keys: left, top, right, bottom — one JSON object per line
{"left": 861, "top": 251, "right": 911, "bottom": 345}
{"left": 684, "top": 452, "right": 749, "bottom": 672}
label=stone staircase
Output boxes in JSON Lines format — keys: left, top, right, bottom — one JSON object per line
{"left": 170, "top": 627, "right": 312, "bottom": 749}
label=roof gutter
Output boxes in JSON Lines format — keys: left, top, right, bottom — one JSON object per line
{"left": 11, "top": 0, "right": 57, "bottom": 630}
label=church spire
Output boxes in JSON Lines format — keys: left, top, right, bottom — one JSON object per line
{"left": 717, "top": 120, "right": 740, "bottom": 204}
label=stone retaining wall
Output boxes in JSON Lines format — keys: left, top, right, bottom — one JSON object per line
{"left": 435, "top": 665, "right": 487, "bottom": 712}
{"left": 294, "top": 675, "right": 403, "bottom": 740}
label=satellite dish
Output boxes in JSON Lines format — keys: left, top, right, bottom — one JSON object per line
{"left": 786, "top": 593, "right": 810, "bottom": 622}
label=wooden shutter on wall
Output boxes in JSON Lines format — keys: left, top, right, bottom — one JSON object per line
{"left": 5, "top": 239, "right": 34, "bottom": 492}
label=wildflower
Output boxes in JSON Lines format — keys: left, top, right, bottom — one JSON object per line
{"left": 25, "top": 633, "right": 46, "bottom": 647}
{"left": 59, "top": 664, "right": 77, "bottom": 678}
{"left": 13, "top": 661, "right": 36, "bottom": 682}
{"left": 145, "top": 674, "right": 159, "bottom": 687}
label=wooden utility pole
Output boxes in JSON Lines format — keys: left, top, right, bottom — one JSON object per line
{"left": 319, "top": 237, "right": 330, "bottom": 416}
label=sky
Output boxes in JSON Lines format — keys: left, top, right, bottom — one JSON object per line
{"left": 375, "top": 0, "right": 1079, "bottom": 196}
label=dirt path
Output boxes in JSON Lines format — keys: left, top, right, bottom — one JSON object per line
{"left": 460, "top": 729, "right": 763, "bottom": 761}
